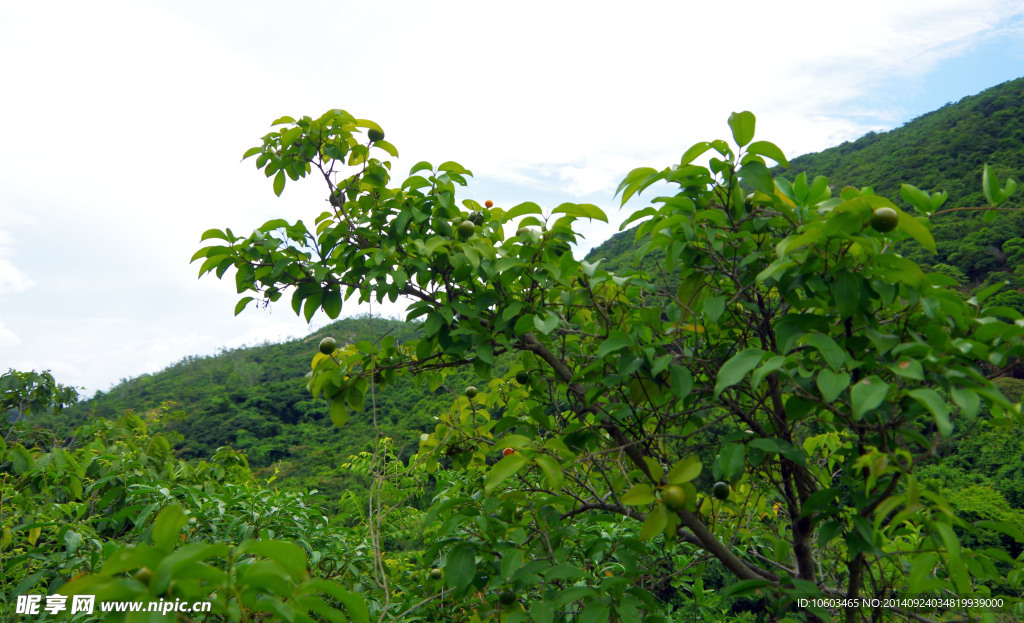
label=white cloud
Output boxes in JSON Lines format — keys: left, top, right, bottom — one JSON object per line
{"left": 0, "top": 230, "right": 35, "bottom": 294}
{"left": 1, "top": 0, "right": 1022, "bottom": 393}
{"left": 0, "top": 317, "right": 19, "bottom": 349}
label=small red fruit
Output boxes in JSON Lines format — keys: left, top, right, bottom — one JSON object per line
{"left": 503, "top": 448, "right": 515, "bottom": 456}
{"left": 485, "top": 200, "right": 494, "bottom": 208}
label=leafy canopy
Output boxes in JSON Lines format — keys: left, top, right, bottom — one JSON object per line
{"left": 194, "top": 108, "right": 1024, "bottom": 620}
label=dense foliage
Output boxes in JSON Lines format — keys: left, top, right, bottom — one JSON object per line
{"left": 185, "top": 105, "right": 1024, "bottom": 622}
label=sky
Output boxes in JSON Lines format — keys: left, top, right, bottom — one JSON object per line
{"left": 1, "top": 0, "right": 1023, "bottom": 397}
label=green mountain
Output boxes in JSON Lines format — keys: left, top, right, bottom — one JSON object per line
{"left": 69, "top": 76, "right": 1024, "bottom": 506}
{"left": 592, "top": 76, "right": 1024, "bottom": 290}
{"left": 67, "top": 316, "right": 481, "bottom": 511}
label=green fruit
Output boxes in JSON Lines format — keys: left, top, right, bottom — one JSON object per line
{"left": 498, "top": 588, "right": 516, "bottom": 605}
{"left": 870, "top": 207, "right": 898, "bottom": 232}
{"left": 516, "top": 226, "right": 533, "bottom": 238}
{"left": 662, "top": 485, "right": 687, "bottom": 511}
{"left": 319, "top": 337, "right": 338, "bottom": 355}
{"left": 430, "top": 568, "right": 443, "bottom": 580}
{"left": 367, "top": 128, "right": 385, "bottom": 142}
{"left": 712, "top": 481, "right": 730, "bottom": 500}
{"left": 457, "top": 220, "right": 476, "bottom": 239}
{"left": 134, "top": 567, "right": 154, "bottom": 585}
{"left": 469, "top": 211, "right": 484, "bottom": 226}
{"left": 515, "top": 370, "right": 530, "bottom": 384}
{"left": 465, "top": 386, "right": 477, "bottom": 399}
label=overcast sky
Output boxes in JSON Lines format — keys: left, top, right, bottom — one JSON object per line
{"left": 2, "top": 1, "right": 1023, "bottom": 397}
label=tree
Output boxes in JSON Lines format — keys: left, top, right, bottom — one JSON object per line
{"left": 1, "top": 369, "right": 79, "bottom": 446}
{"left": 194, "top": 109, "right": 1024, "bottom": 621}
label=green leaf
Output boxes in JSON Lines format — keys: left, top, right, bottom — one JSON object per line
{"left": 714, "top": 348, "right": 766, "bottom": 397}
{"left": 804, "top": 333, "right": 846, "bottom": 371}
{"left": 983, "top": 164, "right": 1000, "bottom": 205}
{"left": 151, "top": 505, "right": 187, "bottom": 552}
{"left": 621, "top": 483, "right": 656, "bottom": 506}
{"left": 438, "top": 161, "right": 472, "bottom": 175}
{"left": 640, "top": 504, "right": 668, "bottom": 541}
{"left": 888, "top": 358, "right": 923, "bottom": 380}
{"left": 642, "top": 457, "right": 664, "bottom": 482}
{"left": 908, "top": 388, "right": 952, "bottom": 437}
{"left": 850, "top": 377, "right": 889, "bottom": 420}
{"left": 833, "top": 272, "right": 860, "bottom": 319}
{"left": 199, "top": 228, "right": 227, "bottom": 242}
{"left": 935, "top": 523, "right": 969, "bottom": 594}
{"left": 900, "top": 184, "right": 933, "bottom": 214}
{"left": 598, "top": 332, "right": 633, "bottom": 358}
{"left": 273, "top": 170, "right": 286, "bottom": 196}
{"left": 666, "top": 456, "right": 702, "bottom": 484}
{"left": 718, "top": 444, "right": 745, "bottom": 482}
{"left": 703, "top": 296, "right": 725, "bottom": 323}
{"left": 552, "top": 203, "right": 608, "bottom": 223}
{"left": 679, "top": 142, "right": 712, "bottom": 166}
{"left": 816, "top": 369, "right": 850, "bottom": 403}
{"left": 322, "top": 288, "right": 342, "bottom": 319}
{"left": 950, "top": 386, "right": 980, "bottom": 419}
{"left": 750, "top": 355, "right": 787, "bottom": 388}
{"left": 234, "top": 297, "right": 254, "bottom": 316}
{"left": 728, "top": 111, "right": 756, "bottom": 147}
{"left": 579, "top": 602, "right": 611, "bottom": 623}
{"left": 746, "top": 140, "right": 788, "bottom": 167}
{"left": 668, "top": 364, "right": 693, "bottom": 399}
{"left": 533, "top": 312, "right": 560, "bottom": 335}
{"left": 237, "top": 540, "right": 308, "bottom": 582}
{"left": 445, "top": 544, "right": 477, "bottom": 593}
{"left": 409, "top": 161, "right": 433, "bottom": 175}
{"left": 897, "top": 211, "right": 936, "bottom": 253}
{"left": 738, "top": 161, "right": 774, "bottom": 194}
{"left": 304, "top": 580, "right": 370, "bottom": 623}
{"left": 535, "top": 455, "right": 564, "bottom": 490}
{"left": 329, "top": 395, "right": 348, "bottom": 427}
{"left": 505, "top": 202, "right": 544, "bottom": 221}
{"left": 484, "top": 454, "right": 529, "bottom": 494}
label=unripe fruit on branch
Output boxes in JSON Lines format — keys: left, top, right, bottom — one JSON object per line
{"left": 457, "top": 220, "right": 476, "bottom": 239}
{"left": 870, "top": 207, "right": 898, "bottom": 232}
{"left": 662, "top": 485, "right": 687, "bottom": 511}
{"left": 319, "top": 337, "right": 338, "bottom": 355}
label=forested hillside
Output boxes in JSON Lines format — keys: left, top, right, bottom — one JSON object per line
{"left": 65, "top": 317, "right": 488, "bottom": 511}
{"left": 593, "top": 77, "right": 1024, "bottom": 299}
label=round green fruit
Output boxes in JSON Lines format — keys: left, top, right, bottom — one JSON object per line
{"left": 498, "top": 588, "right": 516, "bottom": 605}
{"left": 662, "top": 485, "right": 687, "bottom": 511}
{"left": 429, "top": 568, "right": 443, "bottom": 580}
{"left": 457, "top": 220, "right": 476, "bottom": 239}
{"left": 319, "top": 337, "right": 338, "bottom": 355}
{"left": 134, "top": 567, "right": 154, "bottom": 585}
{"left": 465, "top": 386, "right": 477, "bottom": 399}
{"left": 367, "top": 128, "right": 385, "bottom": 142}
{"left": 870, "top": 207, "right": 898, "bottom": 233}
{"left": 515, "top": 370, "right": 530, "bottom": 384}
{"left": 712, "top": 481, "right": 730, "bottom": 500}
